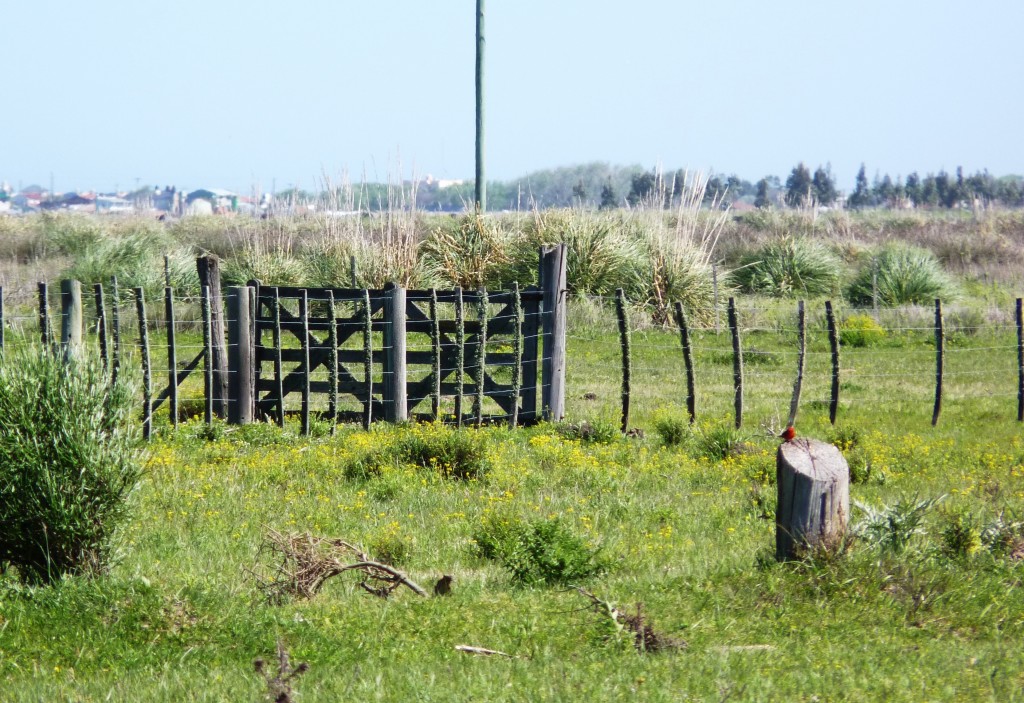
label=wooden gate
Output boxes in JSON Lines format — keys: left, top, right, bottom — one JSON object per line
{"left": 249, "top": 283, "right": 544, "bottom": 425}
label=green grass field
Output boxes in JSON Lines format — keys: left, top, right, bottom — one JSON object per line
{"left": 2, "top": 295, "right": 1024, "bottom": 702}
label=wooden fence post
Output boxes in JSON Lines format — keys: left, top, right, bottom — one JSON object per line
{"left": 382, "top": 284, "right": 408, "bottom": 423}
{"left": 540, "top": 244, "right": 567, "bottom": 421}
{"left": 826, "top": 301, "right": 840, "bottom": 426}
{"left": 787, "top": 300, "right": 806, "bottom": 428}
{"left": 363, "top": 289, "right": 373, "bottom": 430}
{"left": 430, "top": 288, "right": 441, "bottom": 421}
{"left": 226, "top": 286, "right": 253, "bottom": 425}
{"left": 932, "top": 298, "right": 944, "bottom": 427}
{"left": 201, "top": 285, "right": 214, "bottom": 425}
{"left": 615, "top": 288, "right": 631, "bottom": 434}
{"left": 327, "top": 290, "right": 338, "bottom": 434}
{"left": 110, "top": 276, "right": 121, "bottom": 384}
{"left": 673, "top": 301, "right": 696, "bottom": 424}
{"left": 94, "top": 283, "right": 108, "bottom": 370}
{"left": 60, "top": 279, "right": 83, "bottom": 361}
{"left": 165, "top": 286, "right": 178, "bottom": 428}
{"left": 1017, "top": 298, "right": 1023, "bottom": 423}
{"left": 38, "top": 282, "right": 51, "bottom": 348}
{"left": 728, "top": 297, "right": 743, "bottom": 429}
{"left": 197, "top": 255, "right": 228, "bottom": 418}
{"left": 135, "top": 288, "right": 152, "bottom": 440}
{"left": 300, "top": 290, "right": 311, "bottom": 436}
{"left": 272, "top": 288, "right": 284, "bottom": 427}
{"left": 712, "top": 263, "right": 721, "bottom": 335}
{"left": 455, "top": 286, "right": 465, "bottom": 427}
{"left": 510, "top": 282, "right": 523, "bottom": 428}
{"left": 475, "top": 288, "right": 488, "bottom": 427}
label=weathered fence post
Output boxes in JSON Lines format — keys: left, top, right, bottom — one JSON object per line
{"left": 94, "top": 283, "right": 108, "bottom": 370}
{"left": 826, "top": 301, "right": 840, "bottom": 425}
{"left": 164, "top": 286, "right": 178, "bottom": 428}
{"left": 673, "top": 301, "right": 695, "bottom": 424}
{"left": 932, "top": 298, "right": 944, "bottom": 427}
{"left": 615, "top": 288, "right": 631, "bottom": 434}
{"left": 197, "top": 255, "right": 228, "bottom": 418}
{"left": 135, "top": 288, "right": 152, "bottom": 440}
{"left": 363, "top": 289, "right": 373, "bottom": 430}
{"left": 455, "top": 286, "right": 465, "bottom": 427}
{"left": 300, "top": 289, "right": 311, "bottom": 436}
{"left": 226, "top": 286, "right": 253, "bottom": 425}
{"left": 510, "top": 282, "right": 523, "bottom": 428}
{"left": 787, "top": 300, "right": 806, "bottom": 428}
{"left": 110, "top": 276, "right": 121, "bottom": 384}
{"left": 475, "top": 288, "right": 488, "bottom": 427}
{"left": 540, "top": 244, "right": 567, "bottom": 421}
{"left": 201, "top": 285, "right": 214, "bottom": 426}
{"left": 382, "top": 284, "right": 408, "bottom": 423}
{"left": 728, "top": 297, "right": 743, "bottom": 429}
{"left": 327, "top": 290, "right": 338, "bottom": 434}
{"left": 1017, "top": 298, "right": 1023, "bottom": 422}
{"left": 272, "top": 288, "right": 285, "bottom": 427}
{"left": 38, "top": 282, "right": 51, "bottom": 348}
{"left": 60, "top": 279, "right": 83, "bottom": 361}
{"left": 429, "top": 288, "right": 441, "bottom": 421}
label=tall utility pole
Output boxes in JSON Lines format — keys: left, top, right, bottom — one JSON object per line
{"left": 475, "top": 0, "right": 486, "bottom": 212}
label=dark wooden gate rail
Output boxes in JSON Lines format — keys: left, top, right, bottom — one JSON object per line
{"left": 248, "top": 284, "right": 545, "bottom": 426}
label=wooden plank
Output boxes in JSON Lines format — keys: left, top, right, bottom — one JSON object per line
{"left": 165, "top": 286, "right": 178, "bottom": 428}
{"left": 520, "top": 286, "right": 541, "bottom": 421}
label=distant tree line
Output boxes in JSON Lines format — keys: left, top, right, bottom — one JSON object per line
{"left": 275, "top": 161, "right": 1023, "bottom": 212}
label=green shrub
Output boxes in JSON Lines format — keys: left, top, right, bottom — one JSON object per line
{"left": 939, "top": 508, "right": 981, "bottom": 558}
{"left": 0, "top": 348, "right": 142, "bottom": 583}
{"left": 847, "top": 244, "right": 955, "bottom": 306}
{"left": 653, "top": 416, "right": 691, "bottom": 447}
{"left": 64, "top": 230, "right": 197, "bottom": 302}
{"left": 840, "top": 314, "right": 887, "bottom": 348}
{"left": 693, "top": 424, "right": 742, "bottom": 461}
{"left": 472, "top": 515, "right": 606, "bottom": 586}
{"left": 732, "top": 237, "right": 842, "bottom": 297}
{"left": 394, "top": 426, "right": 489, "bottom": 480}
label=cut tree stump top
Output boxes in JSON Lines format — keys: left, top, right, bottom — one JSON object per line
{"left": 777, "top": 438, "right": 847, "bottom": 482}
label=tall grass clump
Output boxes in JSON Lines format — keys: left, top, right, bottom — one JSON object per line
{"left": 420, "top": 212, "right": 525, "bottom": 289}
{"left": 0, "top": 347, "right": 142, "bottom": 583}
{"left": 732, "top": 237, "right": 842, "bottom": 297}
{"left": 525, "top": 209, "right": 642, "bottom": 297}
{"left": 63, "top": 228, "right": 197, "bottom": 300}
{"left": 642, "top": 171, "right": 727, "bottom": 325}
{"left": 847, "top": 243, "right": 956, "bottom": 306}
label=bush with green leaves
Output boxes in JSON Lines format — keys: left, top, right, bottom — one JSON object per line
{"left": 840, "top": 313, "right": 887, "bottom": 348}
{"left": 0, "top": 347, "right": 142, "bottom": 583}
{"left": 472, "top": 515, "right": 606, "bottom": 586}
{"left": 394, "top": 425, "right": 489, "bottom": 480}
{"left": 420, "top": 213, "right": 528, "bottom": 290}
{"left": 653, "top": 416, "right": 691, "bottom": 447}
{"left": 732, "top": 237, "right": 842, "bottom": 297}
{"left": 847, "top": 244, "right": 955, "bottom": 306}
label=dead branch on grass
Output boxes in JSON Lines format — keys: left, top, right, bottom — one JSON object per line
{"left": 254, "top": 640, "right": 308, "bottom": 703}
{"left": 574, "top": 587, "right": 686, "bottom": 653}
{"left": 250, "top": 528, "right": 427, "bottom": 604}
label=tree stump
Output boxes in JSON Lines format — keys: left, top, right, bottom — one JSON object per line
{"left": 776, "top": 438, "right": 849, "bottom": 560}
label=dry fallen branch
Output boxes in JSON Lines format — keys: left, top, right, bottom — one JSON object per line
{"left": 574, "top": 587, "right": 686, "bottom": 653}
{"left": 455, "top": 645, "right": 517, "bottom": 658}
{"left": 250, "top": 528, "right": 427, "bottom": 604}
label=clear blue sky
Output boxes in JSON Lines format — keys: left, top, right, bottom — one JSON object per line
{"left": 3, "top": 0, "right": 1022, "bottom": 193}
